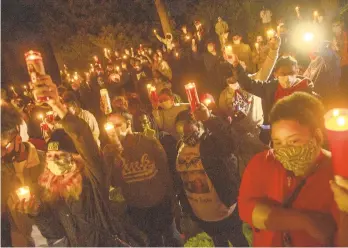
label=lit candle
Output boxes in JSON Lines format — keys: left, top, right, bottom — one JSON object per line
{"left": 116, "top": 66, "right": 120, "bottom": 72}
{"left": 185, "top": 82, "right": 200, "bottom": 112}
{"left": 153, "top": 29, "right": 157, "bottom": 34}
{"left": 267, "top": 29, "right": 275, "bottom": 39}
{"left": 37, "top": 113, "right": 44, "bottom": 121}
{"left": 24, "top": 50, "right": 46, "bottom": 80}
{"left": 123, "top": 55, "right": 128, "bottom": 59}
{"left": 203, "top": 98, "right": 212, "bottom": 106}
{"left": 16, "top": 186, "right": 31, "bottom": 201}
{"left": 325, "top": 108, "right": 348, "bottom": 177}
{"left": 175, "top": 52, "right": 179, "bottom": 58}
{"left": 255, "top": 43, "right": 259, "bottom": 50}
{"left": 313, "top": 11, "right": 318, "bottom": 17}
{"left": 10, "top": 86, "right": 18, "bottom": 96}
{"left": 185, "top": 35, "right": 191, "bottom": 41}
{"left": 147, "top": 84, "right": 159, "bottom": 104}
{"left": 104, "top": 122, "right": 114, "bottom": 132}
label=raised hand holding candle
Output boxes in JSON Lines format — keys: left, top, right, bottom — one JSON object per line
{"left": 185, "top": 82, "right": 200, "bottom": 112}
{"left": 16, "top": 186, "right": 31, "bottom": 202}
{"left": 325, "top": 108, "right": 348, "bottom": 177}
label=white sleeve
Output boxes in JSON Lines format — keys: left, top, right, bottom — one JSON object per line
{"left": 20, "top": 120, "right": 29, "bottom": 142}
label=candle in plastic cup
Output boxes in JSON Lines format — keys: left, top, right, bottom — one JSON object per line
{"left": 325, "top": 108, "right": 348, "bottom": 177}
{"left": 16, "top": 186, "right": 31, "bottom": 202}
{"left": 185, "top": 82, "right": 200, "bottom": 112}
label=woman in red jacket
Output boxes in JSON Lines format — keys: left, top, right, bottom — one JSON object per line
{"left": 238, "top": 92, "right": 348, "bottom": 247}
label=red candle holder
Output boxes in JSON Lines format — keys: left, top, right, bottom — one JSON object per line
{"left": 325, "top": 108, "right": 348, "bottom": 177}
{"left": 185, "top": 82, "right": 200, "bottom": 112}
{"left": 147, "top": 84, "right": 158, "bottom": 104}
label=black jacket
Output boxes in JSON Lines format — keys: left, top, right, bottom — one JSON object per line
{"left": 33, "top": 114, "right": 132, "bottom": 247}
{"left": 234, "top": 64, "right": 314, "bottom": 124}
{"left": 180, "top": 117, "right": 241, "bottom": 215}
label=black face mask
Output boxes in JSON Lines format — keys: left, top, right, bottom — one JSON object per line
{"left": 183, "top": 131, "right": 201, "bottom": 147}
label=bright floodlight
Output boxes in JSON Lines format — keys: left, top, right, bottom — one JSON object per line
{"left": 303, "top": 32, "right": 314, "bottom": 42}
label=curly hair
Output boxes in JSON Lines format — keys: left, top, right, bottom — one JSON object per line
{"left": 269, "top": 92, "right": 325, "bottom": 133}
{"left": 1, "top": 102, "right": 23, "bottom": 136}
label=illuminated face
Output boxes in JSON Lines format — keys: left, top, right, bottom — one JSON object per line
{"left": 112, "top": 97, "right": 128, "bottom": 111}
{"left": 272, "top": 120, "right": 314, "bottom": 148}
{"left": 207, "top": 43, "right": 215, "bottom": 53}
{"left": 271, "top": 120, "right": 321, "bottom": 176}
{"left": 256, "top": 36, "right": 263, "bottom": 43}
{"left": 46, "top": 150, "right": 75, "bottom": 176}
{"left": 275, "top": 65, "right": 298, "bottom": 78}
{"left": 158, "top": 94, "right": 174, "bottom": 110}
{"left": 218, "top": 17, "right": 222, "bottom": 22}
{"left": 107, "top": 115, "right": 129, "bottom": 141}
{"left": 1, "top": 131, "right": 19, "bottom": 159}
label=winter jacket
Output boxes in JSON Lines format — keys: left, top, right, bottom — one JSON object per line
{"left": 32, "top": 113, "right": 131, "bottom": 247}
{"left": 179, "top": 117, "right": 241, "bottom": 215}
{"left": 235, "top": 64, "right": 314, "bottom": 124}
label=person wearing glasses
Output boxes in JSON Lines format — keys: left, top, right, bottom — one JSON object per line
{"left": 1, "top": 102, "right": 46, "bottom": 246}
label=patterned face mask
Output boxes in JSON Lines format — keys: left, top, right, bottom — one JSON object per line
{"left": 273, "top": 140, "right": 319, "bottom": 176}
{"left": 183, "top": 131, "right": 201, "bottom": 147}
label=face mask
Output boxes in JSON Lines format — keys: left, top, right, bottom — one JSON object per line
{"left": 47, "top": 154, "right": 74, "bottom": 176}
{"left": 273, "top": 140, "right": 319, "bottom": 176}
{"left": 2, "top": 135, "right": 21, "bottom": 164}
{"left": 183, "top": 131, "right": 201, "bottom": 147}
{"left": 278, "top": 75, "right": 297, "bottom": 88}
{"left": 115, "top": 127, "right": 128, "bottom": 141}
{"left": 160, "top": 100, "right": 173, "bottom": 110}
{"left": 2, "top": 148, "right": 20, "bottom": 164}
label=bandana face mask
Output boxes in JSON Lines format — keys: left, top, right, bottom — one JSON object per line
{"left": 273, "top": 140, "right": 318, "bottom": 176}
{"left": 46, "top": 152, "right": 75, "bottom": 176}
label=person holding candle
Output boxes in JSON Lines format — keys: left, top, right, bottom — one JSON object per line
{"left": 238, "top": 92, "right": 348, "bottom": 246}
{"left": 103, "top": 111, "right": 183, "bottom": 247}
{"left": 227, "top": 55, "right": 314, "bottom": 144}
{"left": 62, "top": 91, "right": 101, "bottom": 148}
{"left": 14, "top": 75, "right": 137, "bottom": 247}
{"left": 175, "top": 103, "right": 248, "bottom": 247}
{"left": 154, "top": 32, "right": 175, "bottom": 52}
{"left": 152, "top": 88, "right": 190, "bottom": 140}
{"left": 232, "top": 34, "right": 254, "bottom": 73}
{"left": 252, "top": 35, "right": 270, "bottom": 72}
{"left": 1, "top": 102, "right": 46, "bottom": 246}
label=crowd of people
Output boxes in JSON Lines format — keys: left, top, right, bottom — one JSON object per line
{"left": 1, "top": 4, "right": 348, "bottom": 247}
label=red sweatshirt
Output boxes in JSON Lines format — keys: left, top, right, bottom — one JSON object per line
{"left": 238, "top": 150, "right": 339, "bottom": 247}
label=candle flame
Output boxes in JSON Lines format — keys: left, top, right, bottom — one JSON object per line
{"left": 267, "top": 29, "right": 275, "bottom": 37}
{"left": 185, "top": 82, "right": 196, "bottom": 89}
{"left": 17, "top": 186, "right": 30, "bottom": 196}
{"left": 38, "top": 114, "right": 44, "bottom": 120}
{"left": 333, "top": 109, "right": 340, "bottom": 117}
{"left": 204, "top": 98, "right": 212, "bottom": 106}
{"left": 104, "top": 122, "right": 114, "bottom": 131}
{"left": 313, "top": 11, "right": 318, "bottom": 16}
{"left": 337, "top": 117, "right": 346, "bottom": 127}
